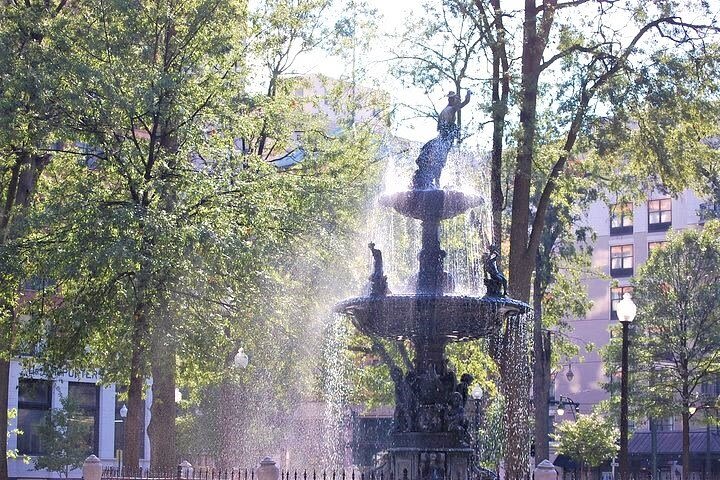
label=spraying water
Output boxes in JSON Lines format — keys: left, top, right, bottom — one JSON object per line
{"left": 334, "top": 134, "right": 531, "bottom": 480}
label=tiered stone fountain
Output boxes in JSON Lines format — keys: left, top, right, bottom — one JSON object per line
{"left": 334, "top": 135, "right": 529, "bottom": 480}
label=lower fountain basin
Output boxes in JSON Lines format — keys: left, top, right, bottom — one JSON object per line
{"left": 334, "top": 294, "right": 529, "bottom": 340}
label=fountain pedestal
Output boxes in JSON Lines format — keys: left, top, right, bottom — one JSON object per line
{"left": 388, "top": 445, "right": 472, "bottom": 480}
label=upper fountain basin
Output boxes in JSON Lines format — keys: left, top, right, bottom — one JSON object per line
{"left": 334, "top": 294, "right": 529, "bottom": 341}
{"left": 380, "top": 189, "right": 482, "bottom": 221}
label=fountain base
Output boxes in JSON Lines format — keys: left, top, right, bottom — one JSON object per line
{"left": 386, "top": 444, "right": 472, "bottom": 480}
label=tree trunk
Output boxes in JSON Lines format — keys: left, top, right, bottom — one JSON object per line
{"left": 508, "top": 0, "right": 544, "bottom": 300}
{"left": 0, "top": 358, "right": 9, "bottom": 480}
{"left": 0, "top": 306, "right": 15, "bottom": 480}
{"left": 148, "top": 302, "right": 177, "bottom": 471}
{"left": 124, "top": 306, "right": 149, "bottom": 473}
{"left": 487, "top": 0, "right": 509, "bottom": 247}
{"left": 148, "top": 353, "right": 176, "bottom": 470}
{"left": 0, "top": 151, "right": 49, "bottom": 480}
{"left": 455, "top": 79, "right": 463, "bottom": 143}
{"left": 502, "top": 4, "right": 549, "bottom": 475}
{"left": 532, "top": 276, "right": 551, "bottom": 463}
{"left": 683, "top": 410, "right": 690, "bottom": 480}
{"left": 500, "top": 253, "right": 533, "bottom": 480}
{"left": 216, "top": 381, "right": 237, "bottom": 469}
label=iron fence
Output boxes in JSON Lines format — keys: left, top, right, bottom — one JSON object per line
{"left": 101, "top": 467, "right": 386, "bottom": 480}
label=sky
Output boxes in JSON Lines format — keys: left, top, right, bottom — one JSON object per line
{"left": 292, "top": 0, "right": 454, "bottom": 143}
{"left": 345, "top": 0, "right": 524, "bottom": 144}
{"left": 288, "top": 0, "right": 716, "bottom": 148}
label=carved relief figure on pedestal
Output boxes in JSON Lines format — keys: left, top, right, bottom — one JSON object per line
{"left": 391, "top": 367, "right": 417, "bottom": 433}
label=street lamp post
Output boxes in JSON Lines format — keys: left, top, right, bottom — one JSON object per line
{"left": 552, "top": 396, "right": 580, "bottom": 419}
{"left": 118, "top": 404, "right": 128, "bottom": 472}
{"left": 471, "top": 386, "right": 483, "bottom": 469}
{"left": 617, "top": 293, "right": 637, "bottom": 480}
{"left": 706, "top": 418, "right": 711, "bottom": 480}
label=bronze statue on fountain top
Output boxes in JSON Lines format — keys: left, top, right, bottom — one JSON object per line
{"left": 412, "top": 90, "right": 471, "bottom": 190}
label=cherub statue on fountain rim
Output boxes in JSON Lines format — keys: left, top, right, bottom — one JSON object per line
{"left": 412, "top": 89, "right": 472, "bottom": 190}
{"left": 368, "top": 242, "right": 389, "bottom": 297}
{"left": 483, "top": 244, "right": 508, "bottom": 297}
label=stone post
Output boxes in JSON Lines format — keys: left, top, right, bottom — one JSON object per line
{"left": 257, "top": 457, "right": 280, "bottom": 480}
{"left": 83, "top": 455, "right": 103, "bottom": 480}
{"left": 534, "top": 460, "right": 558, "bottom": 480}
{"left": 178, "top": 460, "right": 194, "bottom": 480}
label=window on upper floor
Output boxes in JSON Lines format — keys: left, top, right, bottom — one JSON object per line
{"left": 611, "top": 286, "right": 634, "bottom": 320}
{"left": 610, "top": 244, "right": 634, "bottom": 277}
{"left": 701, "top": 377, "right": 720, "bottom": 397}
{"left": 610, "top": 203, "right": 633, "bottom": 235}
{"left": 648, "top": 241, "right": 668, "bottom": 255}
{"left": 648, "top": 198, "right": 672, "bottom": 232}
{"left": 17, "top": 379, "right": 52, "bottom": 455}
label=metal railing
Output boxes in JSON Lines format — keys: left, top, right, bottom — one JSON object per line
{"left": 101, "top": 467, "right": 386, "bottom": 480}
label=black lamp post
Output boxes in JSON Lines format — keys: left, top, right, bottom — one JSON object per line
{"left": 705, "top": 396, "right": 720, "bottom": 480}
{"left": 617, "top": 293, "right": 637, "bottom": 480}
{"left": 118, "top": 404, "right": 128, "bottom": 472}
{"left": 706, "top": 413, "right": 711, "bottom": 480}
{"left": 554, "top": 396, "right": 580, "bottom": 419}
{"left": 471, "top": 386, "right": 483, "bottom": 468}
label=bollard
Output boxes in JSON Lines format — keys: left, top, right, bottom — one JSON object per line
{"left": 257, "top": 457, "right": 280, "bottom": 480}
{"left": 83, "top": 455, "right": 103, "bottom": 480}
{"left": 178, "top": 460, "right": 194, "bottom": 479}
{"left": 533, "top": 460, "right": 558, "bottom": 480}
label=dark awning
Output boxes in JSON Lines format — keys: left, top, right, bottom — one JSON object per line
{"left": 629, "top": 431, "right": 720, "bottom": 455}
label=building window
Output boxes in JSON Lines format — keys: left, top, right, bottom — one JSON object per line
{"left": 68, "top": 382, "right": 99, "bottom": 455}
{"left": 610, "top": 203, "right": 633, "bottom": 235}
{"left": 701, "top": 377, "right": 720, "bottom": 396}
{"left": 656, "top": 416, "right": 674, "bottom": 431}
{"left": 17, "top": 379, "right": 52, "bottom": 455}
{"left": 648, "top": 241, "right": 668, "bottom": 254}
{"left": 611, "top": 286, "right": 634, "bottom": 320}
{"left": 610, "top": 245, "right": 634, "bottom": 277}
{"left": 648, "top": 198, "right": 672, "bottom": 232}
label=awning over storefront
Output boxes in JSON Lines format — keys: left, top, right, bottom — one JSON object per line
{"left": 629, "top": 431, "right": 720, "bottom": 456}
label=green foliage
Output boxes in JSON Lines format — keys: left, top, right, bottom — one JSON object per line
{"left": 603, "top": 221, "right": 720, "bottom": 423}
{"left": 553, "top": 413, "right": 619, "bottom": 479}
{"left": 6, "top": 409, "right": 27, "bottom": 463}
{"left": 597, "top": 48, "right": 720, "bottom": 200}
{"left": 388, "top": 0, "right": 486, "bottom": 138}
{"left": 33, "top": 396, "right": 93, "bottom": 479}
{"left": 0, "top": 0, "right": 384, "bottom": 466}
